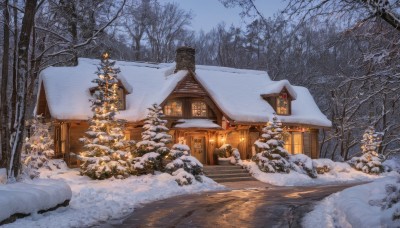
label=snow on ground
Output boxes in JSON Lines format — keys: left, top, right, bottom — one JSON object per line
{"left": 3, "top": 165, "right": 224, "bottom": 228}
{"left": 243, "top": 160, "right": 385, "bottom": 186}
{"left": 302, "top": 174, "right": 400, "bottom": 228}
{"left": 0, "top": 179, "right": 72, "bottom": 223}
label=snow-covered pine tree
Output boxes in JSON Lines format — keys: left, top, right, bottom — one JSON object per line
{"left": 252, "top": 114, "right": 291, "bottom": 173}
{"left": 133, "top": 103, "right": 172, "bottom": 174}
{"left": 79, "top": 52, "right": 133, "bottom": 180}
{"left": 166, "top": 143, "right": 203, "bottom": 185}
{"left": 21, "top": 115, "right": 55, "bottom": 179}
{"left": 350, "top": 126, "right": 385, "bottom": 174}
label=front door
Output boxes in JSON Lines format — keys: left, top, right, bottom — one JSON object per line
{"left": 191, "top": 136, "right": 206, "bottom": 164}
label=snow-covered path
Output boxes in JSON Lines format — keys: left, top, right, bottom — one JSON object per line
{"left": 98, "top": 182, "right": 365, "bottom": 227}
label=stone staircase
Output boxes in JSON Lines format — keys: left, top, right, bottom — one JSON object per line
{"left": 203, "top": 160, "right": 256, "bottom": 183}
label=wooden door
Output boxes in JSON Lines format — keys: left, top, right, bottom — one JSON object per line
{"left": 191, "top": 136, "right": 206, "bottom": 164}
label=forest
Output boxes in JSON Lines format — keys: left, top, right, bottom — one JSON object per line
{"left": 0, "top": 0, "right": 399, "bottom": 178}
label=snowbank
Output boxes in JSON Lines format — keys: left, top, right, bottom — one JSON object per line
{"left": 0, "top": 179, "right": 72, "bottom": 223}
{"left": 3, "top": 168, "right": 223, "bottom": 227}
{"left": 302, "top": 175, "right": 400, "bottom": 227}
{"left": 243, "top": 160, "right": 382, "bottom": 186}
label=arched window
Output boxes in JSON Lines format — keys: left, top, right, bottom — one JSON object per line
{"left": 192, "top": 101, "right": 207, "bottom": 117}
{"left": 164, "top": 100, "right": 183, "bottom": 116}
{"left": 276, "top": 92, "right": 289, "bottom": 115}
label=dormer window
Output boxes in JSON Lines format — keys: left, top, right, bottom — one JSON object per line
{"left": 276, "top": 92, "right": 289, "bottom": 115}
{"left": 164, "top": 100, "right": 183, "bottom": 116}
{"left": 192, "top": 101, "right": 207, "bottom": 117}
{"left": 261, "top": 87, "right": 294, "bottom": 116}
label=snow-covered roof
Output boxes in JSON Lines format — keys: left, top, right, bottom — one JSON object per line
{"left": 174, "top": 119, "right": 222, "bottom": 129}
{"left": 261, "top": 79, "right": 297, "bottom": 99}
{"left": 38, "top": 58, "right": 331, "bottom": 127}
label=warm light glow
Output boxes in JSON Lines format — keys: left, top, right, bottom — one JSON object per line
{"left": 240, "top": 137, "right": 245, "bottom": 142}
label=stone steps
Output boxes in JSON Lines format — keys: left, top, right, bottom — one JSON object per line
{"left": 203, "top": 164, "right": 256, "bottom": 183}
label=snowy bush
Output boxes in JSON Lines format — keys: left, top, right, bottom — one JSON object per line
{"left": 252, "top": 115, "right": 290, "bottom": 173}
{"left": 172, "top": 168, "right": 195, "bottom": 186}
{"left": 312, "top": 159, "right": 334, "bottom": 174}
{"left": 132, "top": 104, "right": 172, "bottom": 174}
{"left": 289, "top": 154, "right": 317, "bottom": 178}
{"left": 230, "top": 148, "right": 242, "bottom": 165}
{"left": 79, "top": 54, "right": 134, "bottom": 180}
{"left": 217, "top": 144, "right": 233, "bottom": 158}
{"left": 369, "top": 178, "right": 400, "bottom": 221}
{"left": 21, "top": 115, "right": 55, "bottom": 179}
{"left": 132, "top": 152, "right": 162, "bottom": 175}
{"left": 166, "top": 144, "right": 203, "bottom": 184}
{"left": 349, "top": 126, "right": 385, "bottom": 174}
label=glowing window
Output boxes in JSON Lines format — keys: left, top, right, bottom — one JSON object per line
{"left": 292, "top": 132, "right": 303, "bottom": 154}
{"left": 284, "top": 132, "right": 303, "bottom": 154}
{"left": 284, "top": 133, "right": 292, "bottom": 153}
{"left": 164, "top": 100, "right": 183, "bottom": 116}
{"left": 276, "top": 92, "right": 289, "bottom": 115}
{"left": 192, "top": 101, "right": 207, "bottom": 117}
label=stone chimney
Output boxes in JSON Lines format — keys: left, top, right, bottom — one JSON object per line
{"left": 175, "top": 46, "right": 195, "bottom": 73}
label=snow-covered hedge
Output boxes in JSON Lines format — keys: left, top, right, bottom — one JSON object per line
{"left": 0, "top": 179, "right": 72, "bottom": 224}
{"left": 243, "top": 158, "right": 382, "bottom": 186}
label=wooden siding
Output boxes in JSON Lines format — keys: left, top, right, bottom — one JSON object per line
{"left": 310, "top": 130, "right": 319, "bottom": 159}
{"left": 57, "top": 121, "right": 321, "bottom": 167}
{"left": 172, "top": 75, "right": 207, "bottom": 96}
{"left": 303, "top": 132, "right": 311, "bottom": 157}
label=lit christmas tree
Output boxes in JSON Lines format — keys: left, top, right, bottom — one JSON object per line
{"left": 21, "top": 115, "right": 55, "bottom": 179}
{"left": 133, "top": 104, "right": 172, "bottom": 174}
{"left": 350, "top": 126, "right": 385, "bottom": 174}
{"left": 253, "top": 114, "right": 291, "bottom": 173}
{"left": 79, "top": 52, "right": 134, "bottom": 180}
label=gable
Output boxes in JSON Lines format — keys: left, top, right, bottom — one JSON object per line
{"left": 172, "top": 73, "right": 207, "bottom": 96}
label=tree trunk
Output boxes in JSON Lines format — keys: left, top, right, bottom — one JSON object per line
{"left": 8, "top": 0, "right": 37, "bottom": 180}
{"left": 0, "top": 0, "right": 10, "bottom": 169}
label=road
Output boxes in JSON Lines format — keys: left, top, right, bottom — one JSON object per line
{"left": 99, "top": 181, "right": 363, "bottom": 228}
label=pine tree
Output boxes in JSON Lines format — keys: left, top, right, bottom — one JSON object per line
{"left": 21, "top": 115, "right": 55, "bottom": 179}
{"left": 133, "top": 103, "right": 172, "bottom": 174}
{"left": 79, "top": 52, "right": 133, "bottom": 180}
{"left": 253, "top": 114, "right": 291, "bottom": 173}
{"left": 166, "top": 143, "right": 203, "bottom": 185}
{"left": 350, "top": 126, "right": 385, "bottom": 174}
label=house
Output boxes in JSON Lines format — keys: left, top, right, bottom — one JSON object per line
{"left": 36, "top": 47, "right": 331, "bottom": 167}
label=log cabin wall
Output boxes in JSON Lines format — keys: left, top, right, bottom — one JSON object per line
{"left": 55, "top": 119, "right": 321, "bottom": 167}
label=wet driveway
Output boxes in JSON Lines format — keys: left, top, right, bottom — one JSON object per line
{"left": 99, "top": 181, "right": 363, "bottom": 228}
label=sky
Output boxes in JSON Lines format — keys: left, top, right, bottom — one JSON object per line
{"left": 162, "top": 0, "right": 287, "bottom": 32}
